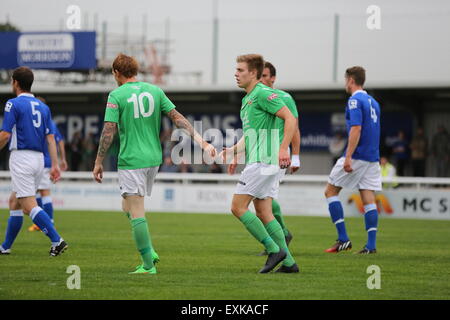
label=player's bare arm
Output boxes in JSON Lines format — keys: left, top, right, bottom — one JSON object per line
{"left": 46, "top": 134, "right": 61, "bottom": 183}
{"left": 58, "top": 140, "right": 68, "bottom": 171}
{"left": 166, "top": 109, "right": 216, "bottom": 158}
{"left": 344, "top": 125, "right": 362, "bottom": 173}
{"left": 290, "top": 118, "right": 301, "bottom": 173}
{"left": 226, "top": 152, "right": 246, "bottom": 175}
{"left": 0, "top": 130, "right": 11, "bottom": 150}
{"left": 275, "top": 106, "right": 296, "bottom": 169}
{"left": 93, "top": 121, "right": 117, "bottom": 183}
{"left": 221, "top": 136, "right": 245, "bottom": 164}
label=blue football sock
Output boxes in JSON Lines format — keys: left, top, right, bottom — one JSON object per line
{"left": 327, "top": 196, "right": 349, "bottom": 242}
{"left": 1, "top": 210, "right": 23, "bottom": 250}
{"left": 42, "top": 196, "right": 54, "bottom": 224}
{"left": 30, "top": 206, "right": 61, "bottom": 245}
{"left": 36, "top": 193, "right": 43, "bottom": 208}
{"left": 364, "top": 204, "right": 378, "bottom": 250}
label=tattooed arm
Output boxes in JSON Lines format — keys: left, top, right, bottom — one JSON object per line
{"left": 166, "top": 109, "right": 216, "bottom": 157}
{"left": 93, "top": 121, "right": 117, "bottom": 183}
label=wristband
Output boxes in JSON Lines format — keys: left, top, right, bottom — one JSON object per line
{"left": 291, "top": 155, "right": 300, "bottom": 167}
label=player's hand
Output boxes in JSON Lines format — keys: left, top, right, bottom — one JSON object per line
{"left": 203, "top": 142, "right": 216, "bottom": 159}
{"left": 220, "top": 147, "right": 235, "bottom": 164}
{"left": 289, "top": 166, "right": 300, "bottom": 174}
{"left": 227, "top": 156, "right": 238, "bottom": 175}
{"left": 60, "top": 159, "right": 68, "bottom": 172}
{"left": 289, "top": 155, "right": 301, "bottom": 173}
{"left": 344, "top": 157, "right": 353, "bottom": 173}
{"left": 93, "top": 163, "right": 103, "bottom": 183}
{"left": 50, "top": 165, "right": 61, "bottom": 183}
{"left": 279, "top": 148, "right": 291, "bottom": 169}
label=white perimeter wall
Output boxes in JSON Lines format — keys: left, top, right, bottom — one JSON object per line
{"left": 0, "top": 179, "right": 448, "bottom": 220}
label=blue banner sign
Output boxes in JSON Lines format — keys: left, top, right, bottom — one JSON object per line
{"left": 0, "top": 32, "right": 96, "bottom": 70}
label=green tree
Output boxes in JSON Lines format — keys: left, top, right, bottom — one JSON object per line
{"left": 0, "top": 23, "right": 20, "bottom": 32}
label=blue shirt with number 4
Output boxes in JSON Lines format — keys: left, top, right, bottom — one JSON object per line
{"left": 343, "top": 90, "right": 380, "bottom": 162}
{"left": 1, "top": 93, "right": 54, "bottom": 153}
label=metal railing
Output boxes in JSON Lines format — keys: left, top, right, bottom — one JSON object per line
{"left": 0, "top": 171, "right": 449, "bottom": 189}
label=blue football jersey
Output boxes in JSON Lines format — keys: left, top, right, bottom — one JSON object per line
{"left": 43, "top": 120, "right": 63, "bottom": 168}
{"left": 2, "top": 93, "right": 54, "bottom": 153}
{"left": 343, "top": 90, "right": 380, "bottom": 162}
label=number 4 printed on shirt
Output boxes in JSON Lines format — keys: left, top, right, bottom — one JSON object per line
{"left": 369, "top": 99, "right": 377, "bottom": 123}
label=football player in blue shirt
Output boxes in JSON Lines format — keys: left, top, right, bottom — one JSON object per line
{"left": 324, "top": 66, "right": 381, "bottom": 254}
{"left": 28, "top": 97, "right": 68, "bottom": 232}
{"left": 0, "top": 67, "right": 67, "bottom": 256}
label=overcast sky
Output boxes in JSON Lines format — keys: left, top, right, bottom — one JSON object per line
{"left": 2, "top": 0, "right": 450, "bottom": 87}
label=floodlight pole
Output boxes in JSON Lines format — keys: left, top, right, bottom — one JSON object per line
{"left": 212, "top": 0, "right": 219, "bottom": 85}
{"left": 102, "top": 21, "right": 107, "bottom": 62}
{"left": 332, "top": 13, "right": 340, "bottom": 83}
{"left": 124, "top": 16, "right": 129, "bottom": 53}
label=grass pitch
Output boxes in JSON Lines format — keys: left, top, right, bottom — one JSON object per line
{"left": 0, "top": 210, "right": 449, "bottom": 300}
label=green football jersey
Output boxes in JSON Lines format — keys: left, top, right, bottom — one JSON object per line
{"left": 273, "top": 88, "right": 298, "bottom": 145}
{"left": 104, "top": 81, "right": 175, "bottom": 170}
{"left": 240, "top": 83, "right": 287, "bottom": 165}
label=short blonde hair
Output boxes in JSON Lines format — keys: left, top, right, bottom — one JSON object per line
{"left": 236, "top": 54, "right": 264, "bottom": 79}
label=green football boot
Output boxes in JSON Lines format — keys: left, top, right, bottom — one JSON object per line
{"left": 129, "top": 264, "right": 157, "bottom": 275}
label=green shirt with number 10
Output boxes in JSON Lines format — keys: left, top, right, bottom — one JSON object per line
{"left": 104, "top": 81, "right": 176, "bottom": 170}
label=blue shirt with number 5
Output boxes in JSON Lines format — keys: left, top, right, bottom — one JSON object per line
{"left": 343, "top": 90, "right": 380, "bottom": 162}
{"left": 1, "top": 93, "right": 54, "bottom": 153}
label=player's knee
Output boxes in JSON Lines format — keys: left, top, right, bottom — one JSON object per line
{"left": 255, "top": 210, "right": 265, "bottom": 221}
{"left": 231, "top": 204, "right": 245, "bottom": 218}
{"left": 230, "top": 205, "right": 239, "bottom": 217}
{"left": 8, "top": 195, "right": 19, "bottom": 210}
{"left": 324, "top": 187, "right": 339, "bottom": 199}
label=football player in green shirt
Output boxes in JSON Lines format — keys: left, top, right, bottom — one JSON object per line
{"left": 221, "top": 54, "right": 299, "bottom": 273}
{"left": 93, "top": 54, "right": 215, "bottom": 274}
{"left": 230, "top": 62, "right": 301, "bottom": 255}
{"left": 257, "top": 61, "right": 301, "bottom": 254}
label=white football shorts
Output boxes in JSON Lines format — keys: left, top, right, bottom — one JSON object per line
{"left": 9, "top": 150, "right": 44, "bottom": 198}
{"left": 37, "top": 168, "right": 52, "bottom": 190}
{"left": 235, "top": 162, "right": 280, "bottom": 199}
{"left": 328, "top": 157, "right": 382, "bottom": 191}
{"left": 118, "top": 166, "right": 159, "bottom": 197}
{"left": 269, "top": 168, "right": 286, "bottom": 200}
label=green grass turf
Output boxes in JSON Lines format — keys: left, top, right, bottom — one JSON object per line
{"left": 0, "top": 210, "right": 449, "bottom": 300}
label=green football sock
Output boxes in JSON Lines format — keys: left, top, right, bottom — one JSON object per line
{"left": 239, "top": 211, "right": 279, "bottom": 254}
{"left": 265, "top": 219, "right": 296, "bottom": 267}
{"left": 272, "top": 200, "right": 289, "bottom": 237}
{"left": 130, "top": 217, "right": 154, "bottom": 270}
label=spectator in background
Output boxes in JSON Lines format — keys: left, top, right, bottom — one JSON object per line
{"left": 328, "top": 131, "right": 347, "bottom": 167}
{"left": 82, "top": 132, "right": 97, "bottom": 171}
{"left": 194, "top": 159, "right": 210, "bottom": 173}
{"left": 160, "top": 128, "right": 174, "bottom": 156}
{"left": 107, "top": 135, "right": 119, "bottom": 171}
{"left": 0, "top": 148, "right": 8, "bottom": 170}
{"left": 69, "top": 131, "right": 83, "bottom": 171}
{"left": 431, "top": 125, "right": 450, "bottom": 177}
{"left": 410, "top": 127, "right": 428, "bottom": 177}
{"left": 159, "top": 155, "right": 178, "bottom": 173}
{"left": 209, "top": 162, "right": 223, "bottom": 174}
{"left": 178, "top": 159, "right": 193, "bottom": 173}
{"left": 392, "top": 130, "right": 409, "bottom": 176}
{"left": 379, "top": 133, "right": 390, "bottom": 160}
{"left": 380, "top": 155, "right": 398, "bottom": 189}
